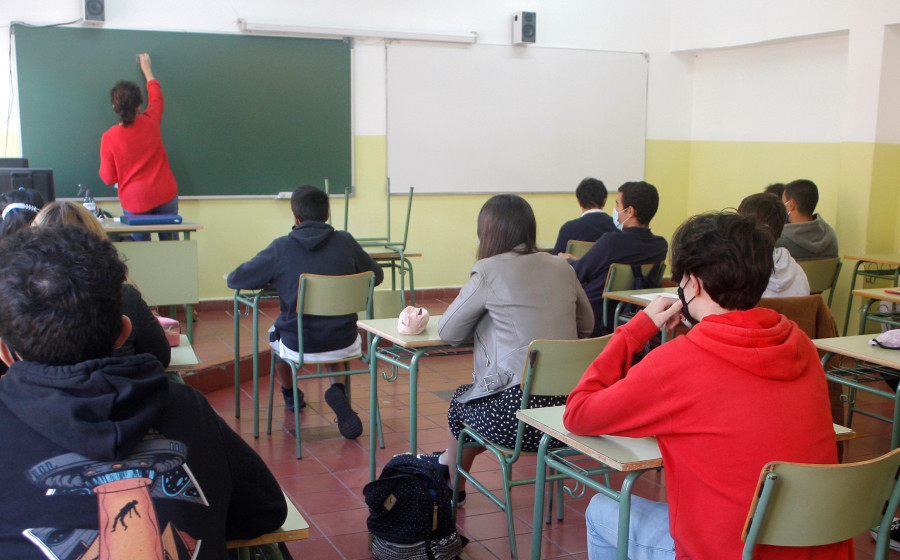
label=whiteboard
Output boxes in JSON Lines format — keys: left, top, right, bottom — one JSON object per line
{"left": 386, "top": 42, "right": 648, "bottom": 194}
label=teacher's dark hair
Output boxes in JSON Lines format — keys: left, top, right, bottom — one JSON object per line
{"left": 110, "top": 80, "right": 143, "bottom": 126}
{"left": 477, "top": 194, "right": 536, "bottom": 260}
{"left": 670, "top": 211, "right": 773, "bottom": 311}
{"left": 0, "top": 225, "right": 126, "bottom": 365}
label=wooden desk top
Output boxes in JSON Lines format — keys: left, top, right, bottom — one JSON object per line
{"left": 227, "top": 491, "right": 309, "bottom": 548}
{"left": 603, "top": 287, "right": 678, "bottom": 307}
{"left": 516, "top": 406, "right": 663, "bottom": 471}
{"left": 167, "top": 335, "right": 200, "bottom": 372}
{"left": 517, "top": 406, "right": 854, "bottom": 469}
{"left": 851, "top": 287, "right": 900, "bottom": 304}
{"left": 813, "top": 334, "right": 900, "bottom": 369}
{"left": 103, "top": 220, "right": 203, "bottom": 234}
{"left": 357, "top": 315, "right": 452, "bottom": 349}
{"left": 843, "top": 253, "right": 900, "bottom": 266}
{"left": 366, "top": 249, "right": 423, "bottom": 260}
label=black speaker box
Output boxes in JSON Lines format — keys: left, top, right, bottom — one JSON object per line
{"left": 84, "top": 0, "right": 105, "bottom": 23}
{"left": 513, "top": 11, "right": 536, "bottom": 44}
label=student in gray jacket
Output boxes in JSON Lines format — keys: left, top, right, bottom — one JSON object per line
{"left": 418, "top": 194, "right": 594, "bottom": 505}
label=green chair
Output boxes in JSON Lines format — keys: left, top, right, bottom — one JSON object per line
{"left": 797, "top": 257, "right": 842, "bottom": 307}
{"left": 454, "top": 336, "right": 613, "bottom": 560}
{"left": 266, "top": 271, "right": 378, "bottom": 459}
{"left": 742, "top": 447, "right": 900, "bottom": 560}
{"left": 603, "top": 262, "right": 667, "bottom": 332}
{"left": 565, "top": 239, "right": 595, "bottom": 259}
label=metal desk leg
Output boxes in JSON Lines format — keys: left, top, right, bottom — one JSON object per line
{"left": 842, "top": 261, "right": 863, "bottom": 336}
{"left": 251, "top": 294, "right": 261, "bottom": 438}
{"left": 408, "top": 349, "right": 426, "bottom": 455}
{"left": 530, "top": 433, "right": 552, "bottom": 560}
{"left": 234, "top": 294, "right": 242, "bottom": 414}
{"left": 369, "top": 334, "right": 383, "bottom": 482}
{"left": 186, "top": 304, "right": 194, "bottom": 343}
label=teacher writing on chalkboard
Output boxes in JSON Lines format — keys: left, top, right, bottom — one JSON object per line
{"left": 99, "top": 53, "right": 179, "bottom": 241}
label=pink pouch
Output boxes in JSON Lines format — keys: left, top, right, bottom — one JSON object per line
{"left": 157, "top": 316, "right": 181, "bottom": 346}
{"left": 398, "top": 306, "right": 430, "bottom": 335}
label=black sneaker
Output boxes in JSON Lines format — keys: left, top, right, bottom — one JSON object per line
{"left": 281, "top": 387, "right": 307, "bottom": 413}
{"left": 324, "top": 383, "right": 363, "bottom": 439}
{"left": 870, "top": 517, "right": 900, "bottom": 551}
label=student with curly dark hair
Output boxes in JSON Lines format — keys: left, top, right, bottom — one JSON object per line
{"left": 100, "top": 53, "right": 179, "bottom": 241}
{"left": 565, "top": 212, "right": 847, "bottom": 560}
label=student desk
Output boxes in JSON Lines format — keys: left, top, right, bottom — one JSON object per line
{"left": 165, "top": 334, "right": 200, "bottom": 383}
{"left": 365, "top": 248, "right": 422, "bottom": 305}
{"left": 519, "top": 406, "right": 855, "bottom": 560}
{"left": 357, "top": 316, "right": 471, "bottom": 481}
{"left": 104, "top": 221, "right": 202, "bottom": 342}
{"left": 517, "top": 406, "right": 663, "bottom": 560}
{"left": 603, "top": 287, "right": 678, "bottom": 341}
{"left": 232, "top": 287, "right": 279, "bottom": 436}
{"left": 815, "top": 334, "right": 900, "bottom": 449}
{"left": 851, "top": 287, "right": 900, "bottom": 334}
{"left": 841, "top": 254, "right": 900, "bottom": 336}
{"left": 226, "top": 491, "right": 309, "bottom": 550}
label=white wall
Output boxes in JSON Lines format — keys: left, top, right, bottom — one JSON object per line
{"left": 0, "top": 0, "right": 687, "bottom": 159}
{"left": 691, "top": 34, "right": 848, "bottom": 143}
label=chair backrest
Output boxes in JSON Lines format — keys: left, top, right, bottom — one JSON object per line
{"left": 297, "top": 271, "right": 375, "bottom": 318}
{"left": 741, "top": 447, "right": 900, "bottom": 559}
{"left": 604, "top": 262, "right": 667, "bottom": 294}
{"left": 797, "top": 257, "right": 842, "bottom": 306}
{"left": 523, "top": 336, "right": 613, "bottom": 398}
{"left": 566, "top": 240, "right": 595, "bottom": 259}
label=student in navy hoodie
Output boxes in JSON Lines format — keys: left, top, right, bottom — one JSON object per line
{"left": 227, "top": 185, "right": 384, "bottom": 439}
{"left": 0, "top": 225, "right": 286, "bottom": 559}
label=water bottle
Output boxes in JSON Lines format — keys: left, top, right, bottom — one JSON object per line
{"left": 77, "top": 184, "right": 101, "bottom": 220}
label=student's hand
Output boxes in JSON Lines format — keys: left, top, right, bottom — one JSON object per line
{"left": 558, "top": 252, "right": 576, "bottom": 261}
{"left": 642, "top": 295, "right": 683, "bottom": 331}
{"left": 138, "top": 53, "right": 155, "bottom": 81}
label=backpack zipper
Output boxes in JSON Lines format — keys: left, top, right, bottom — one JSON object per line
{"left": 433, "top": 503, "right": 439, "bottom": 531}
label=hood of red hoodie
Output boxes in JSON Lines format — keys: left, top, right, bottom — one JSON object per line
{"left": 685, "top": 307, "right": 806, "bottom": 381}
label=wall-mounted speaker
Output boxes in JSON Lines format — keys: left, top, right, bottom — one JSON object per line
{"left": 84, "top": 0, "right": 105, "bottom": 23}
{"left": 513, "top": 11, "right": 536, "bottom": 45}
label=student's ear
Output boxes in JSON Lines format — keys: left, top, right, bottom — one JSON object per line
{"left": 113, "top": 316, "right": 133, "bottom": 350}
{"left": 690, "top": 274, "right": 706, "bottom": 297}
{"left": 0, "top": 338, "right": 16, "bottom": 367}
{"left": 293, "top": 216, "right": 301, "bottom": 226}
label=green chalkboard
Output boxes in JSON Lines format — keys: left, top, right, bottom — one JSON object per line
{"left": 14, "top": 26, "right": 351, "bottom": 198}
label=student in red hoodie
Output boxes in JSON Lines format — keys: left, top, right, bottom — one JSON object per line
{"left": 564, "top": 211, "right": 851, "bottom": 560}
{"left": 99, "top": 53, "right": 179, "bottom": 241}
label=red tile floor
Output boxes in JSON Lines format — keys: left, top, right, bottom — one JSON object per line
{"left": 183, "top": 295, "right": 900, "bottom": 559}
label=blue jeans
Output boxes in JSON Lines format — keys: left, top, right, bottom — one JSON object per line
{"left": 123, "top": 197, "right": 179, "bottom": 241}
{"left": 586, "top": 493, "right": 675, "bottom": 560}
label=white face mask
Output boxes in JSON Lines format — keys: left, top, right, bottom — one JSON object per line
{"left": 613, "top": 208, "right": 629, "bottom": 230}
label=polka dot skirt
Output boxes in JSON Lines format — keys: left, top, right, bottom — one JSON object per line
{"left": 448, "top": 384, "right": 566, "bottom": 451}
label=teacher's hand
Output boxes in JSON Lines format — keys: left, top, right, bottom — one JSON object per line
{"left": 138, "top": 53, "right": 155, "bottom": 81}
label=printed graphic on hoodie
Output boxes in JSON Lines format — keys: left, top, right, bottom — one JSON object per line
{"left": 21, "top": 431, "right": 207, "bottom": 560}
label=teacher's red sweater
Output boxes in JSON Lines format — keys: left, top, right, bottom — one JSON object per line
{"left": 99, "top": 80, "right": 178, "bottom": 213}
{"left": 564, "top": 308, "right": 853, "bottom": 560}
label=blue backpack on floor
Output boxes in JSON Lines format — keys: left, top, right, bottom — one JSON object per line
{"left": 363, "top": 454, "right": 466, "bottom": 560}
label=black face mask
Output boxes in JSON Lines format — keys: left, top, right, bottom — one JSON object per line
{"left": 677, "top": 280, "right": 700, "bottom": 327}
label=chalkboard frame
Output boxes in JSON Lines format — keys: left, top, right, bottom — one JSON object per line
{"left": 14, "top": 25, "right": 352, "bottom": 198}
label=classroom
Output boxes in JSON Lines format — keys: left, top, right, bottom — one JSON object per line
{"left": 2, "top": 1, "right": 900, "bottom": 558}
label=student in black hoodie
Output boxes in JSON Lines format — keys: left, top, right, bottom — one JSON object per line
{"left": 0, "top": 225, "right": 286, "bottom": 559}
{"left": 227, "top": 185, "right": 383, "bottom": 439}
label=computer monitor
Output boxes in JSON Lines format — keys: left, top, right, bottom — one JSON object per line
{"left": 0, "top": 168, "right": 55, "bottom": 204}
{"left": 0, "top": 158, "right": 28, "bottom": 168}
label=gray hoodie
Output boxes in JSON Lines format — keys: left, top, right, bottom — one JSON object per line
{"left": 776, "top": 214, "right": 839, "bottom": 260}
